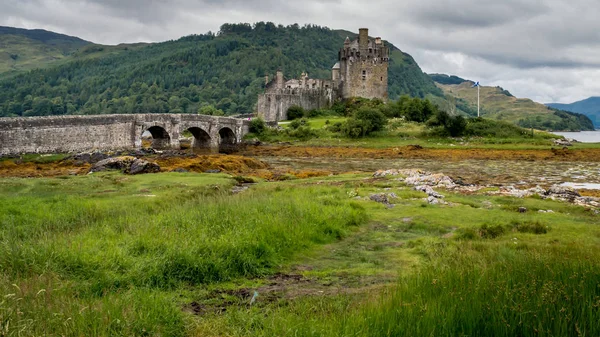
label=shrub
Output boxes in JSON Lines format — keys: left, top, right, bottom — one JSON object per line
{"left": 287, "top": 126, "right": 317, "bottom": 140}
{"left": 466, "top": 118, "right": 529, "bottom": 138}
{"left": 328, "top": 121, "right": 343, "bottom": 133}
{"left": 355, "top": 107, "right": 387, "bottom": 132}
{"left": 511, "top": 220, "right": 549, "bottom": 234}
{"left": 289, "top": 118, "right": 308, "bottom": 130}
{"left": 479, "top": 224, "right": 507, "bottom": 239}
{"left": 249, "top": 118, "right": 266, "bottom": 135}
{"left": 287, "top": 105, "right": 305, "bottom": 120}
{"left": 427, "top": 110, "right": 467, "bottom": 137}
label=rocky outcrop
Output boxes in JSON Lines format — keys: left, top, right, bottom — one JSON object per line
{"left": 373, "top": 168, "right": 599, "bottom": 209}
{"left": 90, "top": 156, "right": 160, "bottom": 175}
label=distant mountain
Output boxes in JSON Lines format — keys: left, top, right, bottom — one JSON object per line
{"left": 547, "top": 97, "right": 600, "bottom": 128}
{"left": 0, "top": 26, "right": 91, "bottom": 76}
{"left": 0, "top": 23, "right": 442, "bottom": 117}
{"left": 437, "top": 81, "right": 594, "bottom": 131}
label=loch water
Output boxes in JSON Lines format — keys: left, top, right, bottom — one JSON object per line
{"left": 553, "top": 130, "right": 600, "bottom": 143}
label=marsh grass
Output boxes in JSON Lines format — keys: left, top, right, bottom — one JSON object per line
{"left": 342, "top": 246, "right": 600, "bottom": 337}
{"left": 0, "top": 172, "right": 367, "bottom": 336}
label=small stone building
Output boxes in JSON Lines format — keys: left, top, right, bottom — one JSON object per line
{"left": 257, "top": 28, "right": 389, "bottom": 122}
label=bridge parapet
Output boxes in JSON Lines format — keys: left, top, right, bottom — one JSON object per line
{"left": 0, "top": 114, "right": 250, "bottom": 156}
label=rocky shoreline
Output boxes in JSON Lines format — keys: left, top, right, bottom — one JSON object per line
{"left": 373, "top": 169, "right": 600, "bottom": 211}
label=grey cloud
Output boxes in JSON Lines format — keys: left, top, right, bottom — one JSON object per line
{"left": 0, "top": 0, "right": 599, "bottom": 103}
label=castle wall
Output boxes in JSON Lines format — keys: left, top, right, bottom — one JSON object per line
{"left": 257, "top": 88, "right": 335, "bottom": 121}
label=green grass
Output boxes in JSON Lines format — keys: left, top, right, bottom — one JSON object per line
{"left": 250, "top": 116, "right": 600, "bottom": 150}
{"left": 1, "top": 172, "right": 599, "bottom": 336}
{"left": 0, "top": 172, "right": 367, "bottom": 336}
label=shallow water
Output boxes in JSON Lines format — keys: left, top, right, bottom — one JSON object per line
{"left": 560, "top": 182, "right": 600, "bottom": 190}
{"left": 258, "top": 156, "right": 600, "bottom": 186}
{"left": 553, "top": 131, "right": 600, "bottom": 143}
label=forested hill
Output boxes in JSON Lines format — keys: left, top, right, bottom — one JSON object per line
{"left": 0, "top": 23, "right": 441, "bottom": 117}
{"left": 0, "top": 26, "right": 90, "bottom": 76}
{"left": 547, "top": 97, "right": 600, "bottom": 128}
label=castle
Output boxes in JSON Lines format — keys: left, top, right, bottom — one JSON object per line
{"left": 257, "top": 28, "right": 389, "bottom": 122}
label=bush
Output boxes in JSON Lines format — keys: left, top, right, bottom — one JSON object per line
{"left": 287, "top": 105, "right": 305, "bottom": 120}
{"left": 355, "top": 107, "right": 387, "bottom": 132}
{"left": 342, "top": 107, "right": 388, "bottom": 138}
{"left": 511, "top": 220, "right": 549, "bottom": 234}
{"left": 328, "top": 121, "right": 343, "bottom": 133}
{"left": 249, "top": 118, "right": 266, "bottom": 135}
{"left": 289, "top": 118, "right": 308, "bottom": 130}
{"left": 466, "top": 118, "right": 530, "bottom": 138}
{"left": 287, "top": 126, "right": 317, "bottom": 140}
{"left": 479, "top": 224, "right": 507, "bottom": 239}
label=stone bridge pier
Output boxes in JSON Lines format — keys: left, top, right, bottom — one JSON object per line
{"left": 0, "top": 113, "right": 250, "bottom": 156}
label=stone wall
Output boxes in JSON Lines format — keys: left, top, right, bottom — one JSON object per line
{"left": 257, "top": 88, "right": 336, "bottom": 121}
{"left": 0, "top": 114, "right": 249, "bottom": 156}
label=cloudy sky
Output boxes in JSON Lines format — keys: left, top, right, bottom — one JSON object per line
{"left": 1, "top": 0, "right": 598, "bottom": 103}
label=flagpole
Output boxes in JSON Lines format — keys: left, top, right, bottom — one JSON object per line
{"left": 477, "top": 85, "right": 480, "bottom": 117}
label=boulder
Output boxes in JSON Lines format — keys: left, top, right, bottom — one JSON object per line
{"left": 414, "top": 185, "right": 444, "bottom": 199}
{"left": 370, "top": 194, "right": 389, "bottom": 204}
{"left": 553, "top": 139, "right": 572, "bottom": 147}
{"left": 128, "top": 158, "right": 160, "bottom": 175}
{"left": 545, "top": 185, "right": 581, "bottom": 201}
{"left": 89, "top": 156, "right": 160, "bottom": 175}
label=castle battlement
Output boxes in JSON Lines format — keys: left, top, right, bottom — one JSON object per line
{"left": 257, "top": 28, "right": 388, "bottom": 122}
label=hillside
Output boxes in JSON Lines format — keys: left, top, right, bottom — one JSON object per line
{"left": 0, "top": 23, "right": 441, "bottom": 117}
{"left": 0, "top": 26, "right": 90, "bottom": 76}
{"left": 548, "top": 97, "right": 600, "bottom": 128}
{"left": 436, "top": 81, "right": 594, "bottom": 131}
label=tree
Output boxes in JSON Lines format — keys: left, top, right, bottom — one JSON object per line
{"left": 198, "top": 105, "right": 224, "bottom": 116}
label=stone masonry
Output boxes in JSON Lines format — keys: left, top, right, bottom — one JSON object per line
{"left": 257, "top": 28, "right": 389, "bottom": 122}
{"left": 0, "top": 114, "right": 249, "bottom": 156}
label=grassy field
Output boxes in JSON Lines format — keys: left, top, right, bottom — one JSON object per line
{"left": 1, "top": 169, "right": 599, "bottom": 336}
{"left": 255, "top": 116, "right": 600, "bottom": 150}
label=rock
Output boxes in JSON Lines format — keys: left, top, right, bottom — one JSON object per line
{"left": 518, "top": 207, "right": 527, "bottom": 213}
{"left": 553, "top": 139, "right": 572, "bottom": 147}
{"left": 545, "top": 185, "right": 581, "bottom": 202}
{"left": 403, "top": 170, "right": 456, "bottom": 188}
{"left": 89, "top": 156, "right": 160, "bottom": 175}
{"left": 205, "top": 169, "right": 221, "bottom": 173}
{"left": 231, "top": 185, "right": 249, "bottom": 194}
{"left": 172, "top": 168, "right": 189, "bottom": 173}
{"left": 373, "top": 169, "right": 401, "bottom": 178}
{"left": 128, "top": 159, "right": 160, "bottom": 175}
{"left": 414, "top": 185, "right": 444, "bottom": 199}
{"left": 427, "top": 196, "right": 441, "bottom": 205}
{"left": 90, "top": 156, "right": 136, "bottom": 173}
{"left": 370, "top": 194, "right": 389, "bottom": 204}
{"left": 388, "top": 192, "right": 398, "bottom": 199}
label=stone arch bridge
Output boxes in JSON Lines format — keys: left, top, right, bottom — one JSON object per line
{"left": 0, "top": 114, "right": 250, "bottom": 156}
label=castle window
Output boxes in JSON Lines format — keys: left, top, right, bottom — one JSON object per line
{"left": 381, "top": 77, "right": 383, "bottom": 81}
{"left": 369, "top": 48, "right": 372, "bottom": 53}
{"left": 362, "top": 70, "right": 366, "bottom": 81}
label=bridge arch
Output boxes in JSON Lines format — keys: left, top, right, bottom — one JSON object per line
{"left": 143, "top": 125, "right": 171, "bottom": 149}
{"left": 218, "top": 127, "right": 236, "bottom": 153}
{"left": 186, "top": 127, "right": 211, "bottom": 149}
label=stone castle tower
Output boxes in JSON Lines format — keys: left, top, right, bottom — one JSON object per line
{"left": 338, "top": 28, "right": 389, "bottom": 100}
{"left": 257, "top": 28, "right": 389, "bottom": 122}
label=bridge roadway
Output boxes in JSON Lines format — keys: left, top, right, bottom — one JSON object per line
{"left": 0, "top": 114, "right": 250, "bottom": 156}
